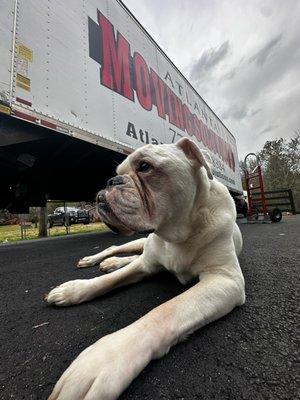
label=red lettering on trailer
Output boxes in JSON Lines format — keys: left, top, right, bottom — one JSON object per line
{"left": 98, "top": 11, "right": 133, "bottom": 101}
{"left": 150, "top": 69, "right": 166, "bottom": 119}
{"left": 182, "top": 104, "right": 193, "bottom": 137}
{"left": 173, "top": 96, "right": 185, "bottom": 131}
{"left": 133, "top": 52, "right": 152, "bottom": 111}
{"left": 91, "top": 10, "right": 236, "bottom": 172}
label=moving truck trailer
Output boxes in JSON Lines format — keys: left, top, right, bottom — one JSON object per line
{"left": 0, "top": 0, "right": 243, "bottom": 212}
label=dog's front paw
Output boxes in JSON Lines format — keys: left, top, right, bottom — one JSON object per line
{"left": 99, "top": 255, "right": 139, "bottom": 273}
{"left": 77, "top": 255, "right": 99, "bottom": 268}
{"left": 45, "top": 280, "right": 93, "bottom": 306}
{"left": 99, "top": 256, "right": 122, "bottom": 272}
{"left": 77, "top": 246, "right": 117, "bottom": 268}
{"left": 48, "top": 329, "right": 151, "bottom": 400}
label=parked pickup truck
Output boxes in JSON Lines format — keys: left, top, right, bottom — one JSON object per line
{"left": 47, "top": 207, "right": 90, "bottom": 228}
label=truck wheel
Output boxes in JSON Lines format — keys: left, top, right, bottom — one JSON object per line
{"left": 47, "top": 221, "right": 53, "bottom": 228}
{"left": 83, "top": 218, "right": 90, "bottom": 225}
{"left": 269, "top": 208, "right": 282, "bottom": 223}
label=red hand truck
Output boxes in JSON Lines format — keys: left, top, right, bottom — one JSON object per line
{"left": 243, "top": 153, "right": 282, "bottom": 223}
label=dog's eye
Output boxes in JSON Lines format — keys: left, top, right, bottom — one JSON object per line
{"left": 137, "top": 161, "right": 152, "bottom": 173}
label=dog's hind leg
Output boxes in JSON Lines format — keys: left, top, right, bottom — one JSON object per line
{"left": 77, "top": 237, "right": 146, "bottom": 268}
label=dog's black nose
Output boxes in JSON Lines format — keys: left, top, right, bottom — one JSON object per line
{"left": 106, "top": 176, "right": 124, "bottom": 187}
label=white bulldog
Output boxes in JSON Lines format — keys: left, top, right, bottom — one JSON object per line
{"left": 46, "top": 138, "right": 245, "bottom": 400}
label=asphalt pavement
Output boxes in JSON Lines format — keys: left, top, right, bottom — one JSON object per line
{"left": 0, "top": 216, "right": 299, "bottom": 400}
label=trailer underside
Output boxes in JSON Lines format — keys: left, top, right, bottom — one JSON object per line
{"left": 0, "top": 114, "right": 125, "bottom": 213}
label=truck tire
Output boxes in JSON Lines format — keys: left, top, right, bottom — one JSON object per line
{"left": 83, "top": 218, "right": 90, "bottom": 225}
{"left": 269, "top": 208, "right": 282, "bottom": 223}
{"left": 47, "top": 220, "right": 53, "bottom": 228}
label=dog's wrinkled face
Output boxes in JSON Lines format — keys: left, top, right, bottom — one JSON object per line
{"left": 97, "top": 138, "right": 212, "bottom": 236}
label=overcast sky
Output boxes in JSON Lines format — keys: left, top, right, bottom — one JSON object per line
{"left": 123, "top": 0, "right": 300, "bottom": 159}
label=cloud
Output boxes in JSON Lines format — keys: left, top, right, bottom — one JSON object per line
{"left": 123, "top": 0, "right": 300, "bottom": 159}
{"left": 221, "top": 104, "right": 261, "bottom": 121}
{"left": 258, "top": 125, "right": 279, "bottom": 135}
{"left": 222, "top": 68, "right": 237, "bottom": 81}
{"left": 249, "top": 34, "right": 283, "bottom": 66}
{"left": 260, "top": 5, "right": 273, "bottom": 18}
{"left": 189, "top": 41, "right": 229, "bottom": 81}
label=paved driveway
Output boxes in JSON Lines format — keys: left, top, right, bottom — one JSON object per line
{"left": 1, "top": 217, "right": 299, "bottom": 399}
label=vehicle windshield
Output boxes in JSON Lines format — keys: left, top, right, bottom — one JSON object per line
{"left": 54, "top": 207, "right": 78, "bottom": 213}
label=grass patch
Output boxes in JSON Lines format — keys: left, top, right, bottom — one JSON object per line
{"left": 0, "top": 222, "right": 108, "bottom": 244}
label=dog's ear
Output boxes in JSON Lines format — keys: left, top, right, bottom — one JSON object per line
{"left": 176, "top": 137, "right": 213, "bottom": 180}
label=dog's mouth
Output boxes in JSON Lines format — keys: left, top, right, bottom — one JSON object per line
{"left": 96, "top": 186, "right": 156, "bottom": 236}
{"left": 104, "top": 222, "right": 121, "bottom": 234}
{"left": 138, "top": 228, "right": 155, "bottom": 234}
{"left": 96, "top": 191, "right": 134, "bottom": 235}
{"left": 97, "top": 192, "right": 111, "bottom": 214}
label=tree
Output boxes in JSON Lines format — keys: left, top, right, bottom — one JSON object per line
{"left": 240, "top": 132, "right": 300, "bottom": 211}
{"left": 257, "top": 132, "right": 300, "bottom": 191}
{"left": 38, "top": 206, "right": 48, "bottom": 238}
{"left": 29, "top": 207, "right": 39, "bottom": 228}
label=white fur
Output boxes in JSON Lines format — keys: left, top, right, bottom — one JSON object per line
{"left": 46, "top": 139, "right": 245, "bottom": 400}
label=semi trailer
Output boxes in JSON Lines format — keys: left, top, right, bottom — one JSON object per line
{"left": 0, "top": 0, "right": 243, "bottom": 213}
